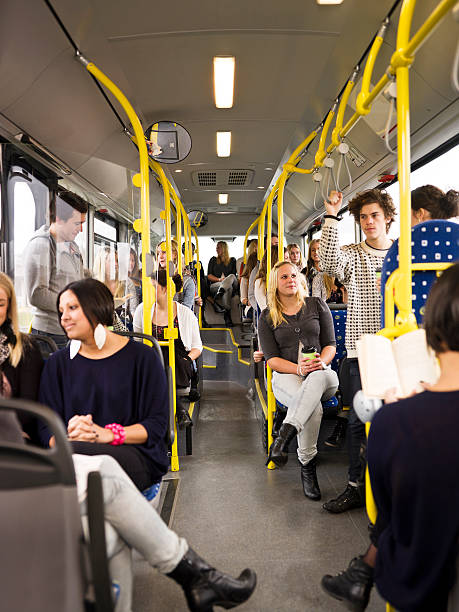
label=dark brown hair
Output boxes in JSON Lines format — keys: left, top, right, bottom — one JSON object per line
{"left": 412, "top": 185, "right": 459, "bottom": 220}
{"left": 51, "top": 189, "right": 88, "bottom": 223}
{"left": 424, "top": 263, "right": 459, "bottom": 353}
{"left": 348, "top": 189, "right": 396, "bottom": 231}
{"left": 154, "top": 269, "right": 183, "bottom": 293}
{"left": 58, "top": 278, "right": 114, "bottom": 330}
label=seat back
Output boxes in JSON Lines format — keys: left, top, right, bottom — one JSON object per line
{"left": 114, "top": 331, "right": 174, "bottom": 446}
{"left": 329, "top": 305, "right": 347, "bottom": 373}
{"left": 382, "top": 220, "right": 459, "bottom": 327}
{"left": 0, "top": 399, "right": 85, "bottom": 612}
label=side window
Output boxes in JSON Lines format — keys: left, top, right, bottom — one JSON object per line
{"left": 339, "top": 210, "right": 357, "bottom": 245}
{"left": 13, "top": 180, "right": 38, "bottom": 331}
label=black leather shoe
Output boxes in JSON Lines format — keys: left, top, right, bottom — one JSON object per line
{"left": 266, "top": 423, "right": 297, "bottom": 467}
{"left": 188, "top": 388, "right": 201, "bottom": 402}
{"left": 167, "top": 547, "right": 257, "bottom": 612}
{"left": 324, "top": 416, "right": 347, "bottom": 448}
{"left": 300, "top": 456, "right": 321, "bottom": 500}
{"left": 321, "top": 556, "right": 373, "bottom": 611}
{"left": 322, "top": 484, "right": 364, "bottom": 513}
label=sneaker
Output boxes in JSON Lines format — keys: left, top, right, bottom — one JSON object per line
{"left": 188, "top": 388, "right": 200, "bottom": 402}
{"left": 321, "top": 556, "right": 373, "bottom": 611}
{"left": 323, "top": 484, "right": 364, "bottom": 513}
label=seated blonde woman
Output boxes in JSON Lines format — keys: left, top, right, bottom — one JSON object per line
{"left": 207, "top": 241, "right": 238, "bottom": 327}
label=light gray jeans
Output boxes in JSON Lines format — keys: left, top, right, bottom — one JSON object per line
{"left": 272, "top": 368, "right": 339, "bottom": 465}
{"left": 79, "top": 455, "right": 188, "bottom": 612}
{"left": 210, "top": 274, "right": 238, "bottom": 310}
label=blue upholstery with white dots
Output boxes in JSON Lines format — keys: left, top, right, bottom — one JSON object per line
{"left": 329, "top": 308, "right": 347, "bottom": 372}
{"left": 381, "top": 220, "right": 459, "bottom": 327}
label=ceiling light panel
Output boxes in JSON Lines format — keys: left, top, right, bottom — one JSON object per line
{"left": 219, "top": 193, "right": 228, "bottom": 204}
{"left": 217, "top": 131, "right": 231, "bottom": 157}
{"left": 213, "top": 56, "right": 235, "bottom": 108}
{"left": 316, "top": 0, "right": 344, "bottom": 4}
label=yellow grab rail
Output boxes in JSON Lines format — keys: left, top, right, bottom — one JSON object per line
{"left": 243, "top": 216, "right": 261, "bottom": 265}
{"left": 327, "top": 68, "right": 359, "bottom": 153}
{"left": 314, "top": 103, "right": 337, "bottom": 168}
{"left": 356, "top": 20, "right": 389, "bottom": 117}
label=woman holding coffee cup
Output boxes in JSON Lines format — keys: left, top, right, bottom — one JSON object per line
{"left": 258, "top": 261, "right": 338, "bottom": 500}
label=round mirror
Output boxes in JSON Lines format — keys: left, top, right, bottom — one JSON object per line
{"left": 144, "top": 121, "right": 192, "bottom": 164}
{"left": 188, "top": 210, "right": 208, "bottom": 229}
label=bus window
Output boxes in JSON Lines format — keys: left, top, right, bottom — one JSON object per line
{"left": 13, "top": 181, "right": 37, "bottom": 331}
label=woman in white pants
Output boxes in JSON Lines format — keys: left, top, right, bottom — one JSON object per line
{"left": 258, "top": 261, "right": 338, "bottom": 500}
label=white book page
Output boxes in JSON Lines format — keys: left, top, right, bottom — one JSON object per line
{"left": 393, "top": 329, "right": 439, "bottom": 396}
{"left": 357, "top": 335, "right": 402, "bottom": 399}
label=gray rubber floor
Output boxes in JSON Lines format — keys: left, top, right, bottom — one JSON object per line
{"left": 132, "top": 380, "right": 385, "bottom": 611}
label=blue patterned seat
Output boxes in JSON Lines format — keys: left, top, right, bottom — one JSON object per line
{"left": 329, "top": 307, "right": 347, "bottom": 372}
{"left": 381, "top": 220, "right": 459, "bottom": 327}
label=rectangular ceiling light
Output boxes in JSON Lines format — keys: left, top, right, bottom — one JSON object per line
{"left": 213, "top": 56, "right": 235, "bottom": 108}
{"left": 216, "top": 131, "right": 231, "bottom": 157}
{"left": 219, "top": 193, "right": 228, "bottom": 205}
{"left": 316, "top": 0, "right": 344, "bottom": 4}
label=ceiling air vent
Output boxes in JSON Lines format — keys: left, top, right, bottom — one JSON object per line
{"left": 192, "top": 169, "right": 254, "bottom": 187}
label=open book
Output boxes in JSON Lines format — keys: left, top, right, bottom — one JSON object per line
{"left": 356, "top": 329, "right": 439, "bottom": 399}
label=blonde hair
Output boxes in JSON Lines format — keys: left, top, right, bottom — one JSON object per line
{"left": 0, "top": 273, "right": 25, "bottom": 367}
{"left": 247, "top": 240, "right": 257, "bottom": 258}
{"left": 287, "top": 243, "right": 304, "bottom": 269}
{"left": 216, "top": 241, "right": 230, "bottom": 267}
{"left": 322, "top": 273, "right": 336, "bottom": 299}
{"left": 267, "top": 262, "right": 306, "bottom": 328}
{"left": 156, "top": 240, "right": 179, "bottom": 270}
{"left": 93, "top": 247, "right": 125, "bottom": 299}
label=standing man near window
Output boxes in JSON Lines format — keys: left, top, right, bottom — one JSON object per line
{"left": 23, "top": 189, "right": 87, "bottom": 349}
{"left": 319, "top": 189, "right": 396, "bottom": 513}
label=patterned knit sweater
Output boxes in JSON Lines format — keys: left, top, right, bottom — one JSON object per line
{"left": 319, "top": 218, "right": 391, "bottom": 357}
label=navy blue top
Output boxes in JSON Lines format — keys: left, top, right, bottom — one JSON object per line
{"left": 38, "top": 340, "right": 169, "bottom": 477}
{"left": 368, "top": 390, "right": 459, "bottom": 611}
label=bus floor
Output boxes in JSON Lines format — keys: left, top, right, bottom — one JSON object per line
{"left": 132, "top": 381, "right": 386, "bottom": 611}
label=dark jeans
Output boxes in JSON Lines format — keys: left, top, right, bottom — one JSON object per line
{"left": 71, "top": 442, "right": 163, "bottom": 491}
{"left": 31, "top": 328, "right": 68, "bottom": 351}
{"left": 346, "top": 358, "right": 366, "bottom": 484}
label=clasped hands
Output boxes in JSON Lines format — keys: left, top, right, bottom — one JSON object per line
{"left": 67, "top": 414, "right": 114, "bottom": 444}
{"left": 298, "top": 353, "right": 324, "bottom": 377}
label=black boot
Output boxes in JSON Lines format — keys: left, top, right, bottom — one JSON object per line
{"left": 322, "top": 484, "right": 364, "bottom": 513}
{"left": 324, "top": 416, "right": 347, "bottom": 448}
{"left": 300, "top": 456, "right": 321, "bottom": 500}
{"left": 266, "top": 423, "right": 297, "bottom": 467}
{"left": 321, "top": 556, "right": 373, "bottom": 611}
{"left": 223, "top": 311, "right": 233, "bottom": 328}
{"left": 176, "top": 404, "right": 193, "bottom": 429}
{"left": 271, "top": 407, "right": 287, "bottom": 438}
{"left": 167, "top": 547, "right": 257, "bottom": 612}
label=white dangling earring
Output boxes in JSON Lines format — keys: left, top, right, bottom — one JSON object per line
{"left": 94, "top": 324, "right": 107, "bottom": 350}
{"left": 69, "top": 340, "right": 81, "bottom": 360}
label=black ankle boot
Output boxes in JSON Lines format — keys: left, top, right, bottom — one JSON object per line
{"left": 167, "top": 547, "right": 257, "bottom": 612}
{"left": 321, "top": 556, "right": 374, "bottom": 611}
{"left": 176, "top": 406, "right": 193, "bottom": 429}
{"left": 271, "top": 407, "right": 287, "bottom": 438}
{"left": 266, "top": 423, "right": 297, "bottom": 467}
{"left": 324, "top": 416, "right": 347, "bottom": 448}
{"left": 300, "top": 456, "right": 321, "bottom": 500}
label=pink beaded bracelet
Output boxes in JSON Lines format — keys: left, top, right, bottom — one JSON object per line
{"left": 105, "top": 423, "right": 126, "bottom": 446}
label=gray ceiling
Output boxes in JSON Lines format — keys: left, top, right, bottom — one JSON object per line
{"left": 0, "top": 0, "right": 458, "bottom": 236}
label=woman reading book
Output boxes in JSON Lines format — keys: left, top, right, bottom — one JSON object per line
{"left": 257, "top": 261, "right": 338, "bottom": 500}
{"left": 321, "top": 262, "right": 459, "bottom": 612}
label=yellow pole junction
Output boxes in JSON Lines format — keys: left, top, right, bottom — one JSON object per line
{"left": 314, "top": 105, "right": 337, "bottom": 168}
{"left": 79, "top": 59, "right": 154, "bottom": 337}
{"left": 327, "top": 71, "right": 359, "bottom": 153}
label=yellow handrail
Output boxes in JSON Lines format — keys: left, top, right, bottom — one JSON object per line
{"left": 243, "top": 216, "right": 261, "bottom": 265}
{"left": 356, "top": 20, "right": 389, "bottom": 117}
{"left": 327, "top": 68, "right": 359, "bottom": 153}
{"left": 314, "top": 104, "right": 337, "bottom": 168}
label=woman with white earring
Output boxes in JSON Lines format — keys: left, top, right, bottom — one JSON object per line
{"left": 38, "top": 278, "right": 169, "bottom": 491}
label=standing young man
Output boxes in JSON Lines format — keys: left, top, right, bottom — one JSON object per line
{"left": 23, "top": 189, "right": 87, "bottom": 349}
{"left": 319, "top": 189, "right": 396, "bottom": 513}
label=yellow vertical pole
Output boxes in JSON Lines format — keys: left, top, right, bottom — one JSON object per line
{"left": 152, "top": 161, "right": 180, "bottom": 472}
{"left": 191, "top": 227, "right": 203, "bottom": 329}
{"left": 176, "top": 200, "right": 183, "bottom": 276}
{"left": 277, "top": 171, "right": 287, "bottom": 260}
{"left": 393, "top": 0, "right": 416, "bottom": 326}
{"left": 243, "top": 216, "right": 261, "bottom": 264}
{"left": 265, "top": 181, "right": 276, "bottom": 470}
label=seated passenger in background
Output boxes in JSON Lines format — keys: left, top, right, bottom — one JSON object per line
{"left": 240, "top": 251, "right": 259, "bottom": 317}
{"left": 38, "top": 278, "right": 169, "bottom": 492}
{"left": 322, "top": 262, "right": 459, "bottom": 612}
{"left": 134, "top": 270, "right": 202, "bottom": 429}
{"left": 258, "top": 261, "right": 338, "bottom": 500}
{"left": 156, "top": 240, "right": 197, "bottom": 311}
{"left": 236, "top": 239, "right": 257, "bottom": 280}
{"left": 248, "top": 235, "right": 279, "bottom": 316}
{"left": 0, "top": 415, "right": 257, "bottom": 612}
{"left": 254, "top": 246, "right": 289, "bottom": 312}
{"left": 207, "top": 240, "right": 238, "bottom": 327}
{"left": 312, "top": 272, "right": 347, "bottom": 304}
{"left": 0, "top": 273, "right": 43, "bottom": 442}
{"left": 302, "top": 239, "right": 321, "bottom": 296}
{"left": 287, "top": 243, "right": 305, "bottom": 272}
{"left": 93, "top": 246, "right": 139, "bottom": 329}
{"left": 128, "top": 247, "right": 142, "bottom": 304}
{"left": 23, "top": 189, "right": 87, "bottom": 349}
